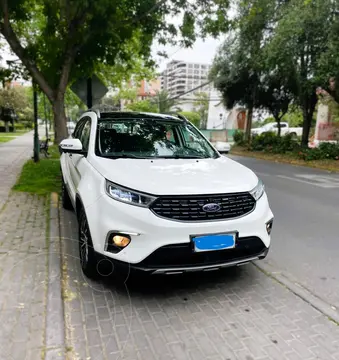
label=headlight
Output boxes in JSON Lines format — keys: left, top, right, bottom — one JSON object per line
{"left": 250, "top": 179, "right": 265, "bottom": 201}
{"left": 105, "top": 180, "right": 156, "bottom": 207}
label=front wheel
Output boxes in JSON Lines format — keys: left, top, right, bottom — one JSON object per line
{"left": 78, "top": 209, "right": 99, "bottom": 279}
{"left": 61, "top": 178, "right": 73, "bottom": 210}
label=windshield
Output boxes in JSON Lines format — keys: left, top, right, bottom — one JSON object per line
{"left": 96, "top": 118, "right": 219, "bottom": 159}
{"left": 260, "top": 123, "right": 274, "bottom": 130}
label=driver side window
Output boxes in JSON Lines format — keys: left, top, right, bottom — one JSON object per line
{"left": 79, "top": 118, "right": 91, "bottom": 152}
{"left": 73, "top": 119, "right": 85, "bottom": 139}
{"left": 181, "top": 125, "right": 206, "bottom": 152}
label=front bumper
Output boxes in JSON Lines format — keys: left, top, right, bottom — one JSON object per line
{"left": 98, "top": 242, "right": 269, "bottom": 275}
{"left": 131, "top": 237, "right": 269, "bottom": 274}
{"left": 85, "top": 190, "right": 273, "bottom": 265}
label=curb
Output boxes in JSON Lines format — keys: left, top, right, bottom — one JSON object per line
{"left": 45, "top": 193, "right": 66, "bottom": 359}
{"left": 253, "top": 261, "right": 339, "bottom": 325}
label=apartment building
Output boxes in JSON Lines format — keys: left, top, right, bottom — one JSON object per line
{"left": 160, "top": 60, "right": 212, "bottom": 97}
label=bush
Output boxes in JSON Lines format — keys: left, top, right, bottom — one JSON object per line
{"left": 249, "top": 132, "right": 300, "bottom": 153}
{"left": 297, "top": 142, "right": 339, "bottom": 161}
{"left": 179, "top": 111, "right": 200, "bottom": 127}
{"left": 233, "top": 130, "right": 245, "bottom": 145}
{"left": 15, "top": 123, "right": 26, "bottom": 130}
{"left": 20, "top": 120, "right": 33, "bottom": 129}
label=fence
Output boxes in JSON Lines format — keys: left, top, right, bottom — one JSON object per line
{"left": 200, "top": 129, "right": 236, "bottom": 143}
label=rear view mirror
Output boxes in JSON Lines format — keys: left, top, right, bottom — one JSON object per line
{"left": 59, "top": 138, "right": 84, "bottom": 154}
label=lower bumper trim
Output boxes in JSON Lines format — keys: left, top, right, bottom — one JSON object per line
{"left": 151, "top": 255, "right": 260, "bottom": 274}
{"left": 98, "top": 244, "right": 270, "bottom": 275}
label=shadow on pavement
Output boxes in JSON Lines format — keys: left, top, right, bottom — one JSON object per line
{"left": 100, "top": 266, "right": 247, "bottom": 298}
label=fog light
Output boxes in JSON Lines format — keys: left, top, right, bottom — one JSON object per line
{"left": 112, "top": 235, "right": 130, "bottom": 247}
{"left": 266, "top": 219, "right": 273, "bottom": 235}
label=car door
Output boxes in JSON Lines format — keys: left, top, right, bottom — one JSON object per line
{"left": 64, "top": 119, "right": 86, "bottom": 199}
{"left": 69, "top": 117, "right": 91, "bottom": 191}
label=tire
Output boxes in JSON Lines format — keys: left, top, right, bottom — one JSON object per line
{"left": 290, "top": 132, "right": 297, "bottom": 139}
{"left": 78, "top": 208, "right": 99, "bottom": 279}
{"left": 61, "top": 178, "right": 73, "bottom": 210}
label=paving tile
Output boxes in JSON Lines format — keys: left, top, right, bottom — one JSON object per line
{"left": 60, "top": 206, "right": 339, "bottom": 360}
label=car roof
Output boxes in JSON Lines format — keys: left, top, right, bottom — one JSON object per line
{"left": 87, "top": 110, "right": 184, "bottom": 122}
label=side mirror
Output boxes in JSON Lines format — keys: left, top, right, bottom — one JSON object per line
{"left": 59, "top": 138, "right": 84, "bottom": 154}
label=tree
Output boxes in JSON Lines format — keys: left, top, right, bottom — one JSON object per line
{"left": 211, "top": 0, "right": 275, "bottom": 141}
{"left": 0, "top": 86, "right": 29, "bottom": 131}
{"left": 0, "top": 0, "right": 231, "bottom": 143}
{"left": 255, "top": 72, "right": 295, "bottom": 136}
{"left": 194, "top": 92, "right": 209, "bottom": 129}
{"left": 126, "top": 99, "right": 159, "bottom": 113}
{"left": 212, "top": 0, "right": 334, "bottom": 146}
{"left": 0, "top": 86, "right": 28, "bottom": 113}
{"left": 0, "top": 66, "right": 12, "bottom": 87}
{"left": 178, "top": 111, "right": 201, "bottom": 127}
{"left": 110, "top": 87, "right": 138, "bottom": 110}
{"left": 152, "top": 90, "right": 177, "bottom": 113}
{"left": 265, "top": 0, "right": 332, "bottom": 146}
{"left": 282, "top": 107, "right": 303, "bottom": 127}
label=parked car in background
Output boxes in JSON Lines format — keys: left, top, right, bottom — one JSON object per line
{"left": 59, "top": 111, "right": 273, "bottom": 279}
{"left": 251, "top": 122, "right": 302, "bottom": 137}
{"left": 214, "top": 141, "right": 231, "bottom": 154}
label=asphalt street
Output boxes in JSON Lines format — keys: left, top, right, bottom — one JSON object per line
{"left": 229, "top": 155, "right": 339, "bottom": 312}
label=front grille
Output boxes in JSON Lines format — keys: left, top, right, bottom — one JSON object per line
{"left": 138, "top": 237, "right": 266, "bottom": 269}
{"left": 150, "top": 192, "right": 256, "bottom": 221}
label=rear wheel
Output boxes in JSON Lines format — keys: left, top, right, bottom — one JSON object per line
{"left": 61, "top": 178, "right": 73, "bottom": 210}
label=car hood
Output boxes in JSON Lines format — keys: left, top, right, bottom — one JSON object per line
{"left": 89, "top": 156, "right": 258, "bottom": 195}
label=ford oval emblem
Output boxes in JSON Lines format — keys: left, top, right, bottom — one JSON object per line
{"left": 202, "top": 203, "right": 221, "bottom": 213}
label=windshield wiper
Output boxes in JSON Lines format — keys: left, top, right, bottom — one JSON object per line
{"left": 102, "top": 154, "right": 144, "bottom": 159}
{"left": 155, "top": 155, "right": 208, "bottom": 159}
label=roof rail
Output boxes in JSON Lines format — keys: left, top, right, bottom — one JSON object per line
{"left": 88, "top": 108, "right": 101, "bottom": 118}
{"left": 164, "top": 112, "right": 188, "bottom": 122}
{"left": 176, "top": 113, "right": 188, "bottom": 122}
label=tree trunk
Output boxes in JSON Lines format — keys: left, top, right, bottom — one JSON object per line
{"left": 301, "top": 109, "right": 312, "bottom": 147}
{"left": 245, "top": 105, "right": 253, "bottom": 143}
{"left": 301, "top": 92, "right": 317, "bottom": 147}
{"left": 53, "top": 97, "right": 68, "bottom": 144}
{"left": 276, "top": 117, "right": 281, "bottom": 137}
{"left": 4, "top": 120, "right": 9, "bottom": 133}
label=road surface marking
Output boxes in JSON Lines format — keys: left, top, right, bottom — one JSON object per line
{"left": 277, "top": 174, "right": 339, "bottom": 188}
{"left": 254, "top": 172, "right": 271, "bottom": 177}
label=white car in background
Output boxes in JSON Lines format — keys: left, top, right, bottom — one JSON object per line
{"left": 59, "top": 111, "right": 274, "bottom": 279}
{"left": 251, "top": 122, "right": 302, "bottom": 137}
{"left": 67, "top": 121, "right": 76, "bottom": 135}
{"left": 214, "top": 141, "right": 231, "bottom": 154}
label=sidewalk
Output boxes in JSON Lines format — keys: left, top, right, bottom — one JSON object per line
{"left": 0, "top": 131, "right": 34, "bottom": 209}
{"left": 60, "top": 207, "right": 339, "bottom": 360}
{"left": 0, "top": 131, "right": 52, "bottom": 360}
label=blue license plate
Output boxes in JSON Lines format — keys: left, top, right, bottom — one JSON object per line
{"left": 192, "top": 233, "right": 236, "bottom": 252}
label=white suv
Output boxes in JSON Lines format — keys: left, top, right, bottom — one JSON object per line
{"left": 60, "top": 110, "right": 273, "bottom": 278}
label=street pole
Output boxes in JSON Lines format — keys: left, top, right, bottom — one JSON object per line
{"left": 87, "top": 77, "right": 92, "bottom": 108}
{"left": 33, "top": 79, "right": 40, "bottom": 163}
{"left": 48, "top": 105, "right": 52, "bottom": 130}
{"left": 43, "top": 93, "right": 48, "bottom": 139}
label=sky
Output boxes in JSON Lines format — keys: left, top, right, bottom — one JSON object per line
{"left": 152, "top": 37, "right": 222, "bottom": 72}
